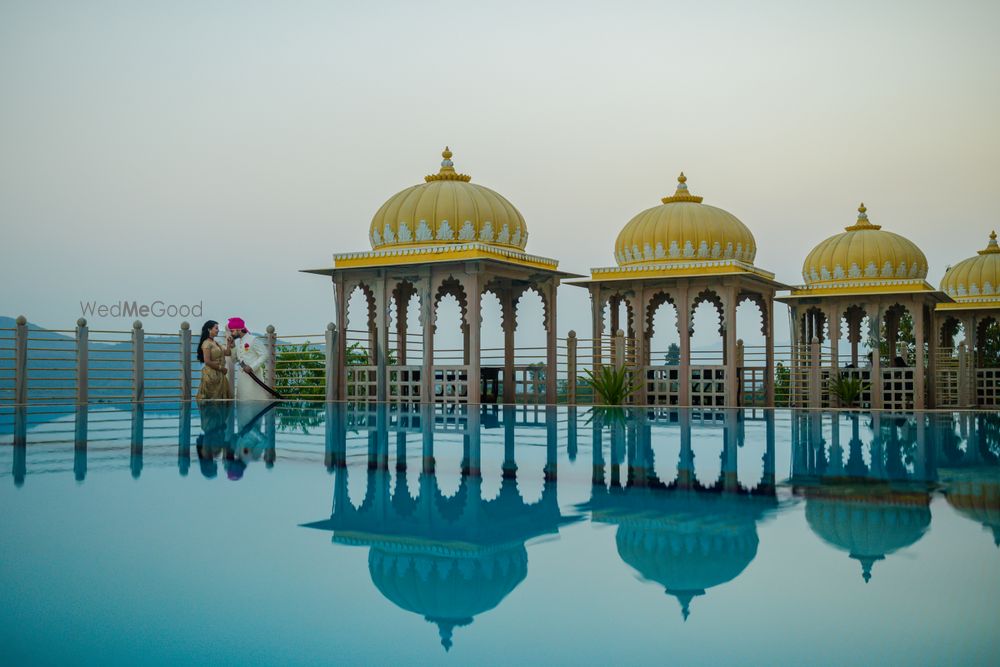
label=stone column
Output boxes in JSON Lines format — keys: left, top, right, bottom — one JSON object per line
{"left": 828, "top": 305, "right": 840, "bottom": 372}
{"left": 927, "top": 311, "right": 938, "bottom": 408}
{"left": 635, "top": 288, "right": 649, "bottom": 405}
{"left": 462, "top": 272, "right": 482, "bottom": 404}
{"left": 325, "top": 323, "right": 338, "bottom": 402}
{"left": 590, "top": 287, "right": 604, "bottom": 373}
{"left": 545, "top": 279, "right": 559, "bottom": 404}
{"left": 913, "top": 301, "right": 926, "bottom": 409}
{"left": 179, "top": 321, "right": 191, "bottom": 401}
{"left": 502, "top": 286, "right": 516, "bottom": 404}
{"left": 375, "top": 275, "right": 389, "bottom": 402}
{"left": 265, "top": 324, "right": 277, "bottom": 390}
{"left": 14, "top": 316, "right": 27, "bottom": 405}
{"left": 77, "top": 318, "right": 89, "bottom": 405}
{"left": 765, "top": 294, "right": 776, "bottom": 407}
{"left": 420, "top": 276, "right": 436, "bottom": 404}
{"left": 334, "top": 278, "right": 348, "bottom": 400}
{"left": 724, "top": 286, "right": 738, "bottom": 407}
{"left": 395, "top": 284, "right": 409, "bottom": 365}
{"left": 132, "top": 320, "right": 144, "bottom": 403}
{"left": 870, "top": 303, "right": 883, "bottom": 410}
{"left": 849, "top": 307, "right": 860, "bottom": 367}
{"left": 678, "top": 285, "right": 692, "bottom": 406}
{"left": 609, "top": 295, "right": 620, "bottom": 338}
{"left": 566, "top": 330, "right": 578, "bottom": 405}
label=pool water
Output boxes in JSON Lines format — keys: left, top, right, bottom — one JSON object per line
{"left": 1, "top": 403, "right": 998, "bottom": 666}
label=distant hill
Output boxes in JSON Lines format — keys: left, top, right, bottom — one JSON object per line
{"left": 0, "top": 317, "right": 196, "bottom": 401}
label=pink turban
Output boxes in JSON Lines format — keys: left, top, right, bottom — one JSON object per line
{"left": 227, "top": 317, "right": 246, "bottom": 330}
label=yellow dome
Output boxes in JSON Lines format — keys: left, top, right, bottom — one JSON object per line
{"left": 940, "top": 231, "right": 1000, "bottom": 300}
{"left": 368, "top": 147, "right": 527, "bottom": 251}
{"left": 613, "top": 173, "right": 757, "bottom": 266}
{"left": 802, "top": 204, "right": 929, "bottom": 285}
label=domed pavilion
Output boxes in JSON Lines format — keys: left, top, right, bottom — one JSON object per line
{"left": 935, "top": 231, "right": 1000, "bottom": 407}
{"left": 779, "top": 204, "right": 949, "bottom": 410}
{"left": 304, "top": 148, "right": 579, "bottom": 405}
{"left": 573, "top": 173, "right": 786, "bottom": 407}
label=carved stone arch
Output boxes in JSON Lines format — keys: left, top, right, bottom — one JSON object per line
{"left": 977, "top": 315, "right": 999, "bottom": 357}
{"left": 800, "top": 305, "right": 828, "bottom": 343}
{"left": 884, "top": 301, "right": 912, "bottom": 326}
{"left": 691, "top": 288, "right": 725, "bottom": 337}
{"left": 516, "top": 282, "right": 552, "bottom": 333}
{"left": 391, "top": 279, "right": 418, "bottom": 321}
{"left": 938, "top": 315, "right": 963, "bottom": 348}
{"left": 344, "top": 280, "right": 377, "bottom": 332}
{"left": 645, "top": 290, "right": 679, "bottom": 340}
{"left": 433, "top": 275, "right": 469, "bottom": 334}
{"left": 737, "top": 293, "right": 770, "bottom": 338}
{"left": 842, "top": 304, "right": 868, "bottom": 345}
{"left": 605, "top": 290, "right": 638, "bottom": 337}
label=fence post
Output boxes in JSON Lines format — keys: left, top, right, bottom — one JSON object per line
{"left": 566, "top": 330, "right": 577, "bottom": 406}
{"left": 266, "top": 325, "right": 277, "bottom": 390}
{"left": 326, "top": 322, "right": 338, "bottom": 402}
{"left": 808, "top": 336, "right": 821, "bottom": 408}
{"left": 132, "top": 320, "right": 144, "bottom": 402}
{"left": 14, "top": 315, "right": 27, "bottom": 405}
{"left": 613, "top": 329, "right": 625, "bottom": 371}
{"left": 180, "top": 321, "right": 191, "bottom": 401}
{"left": 76, "top": 318, "right": 88, "bottom": 405}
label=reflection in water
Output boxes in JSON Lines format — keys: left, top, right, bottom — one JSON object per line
{"left": 792, "top": 413, "right": 932, "bottom": 582}
{"left": 303, "top": 404, "right": 578, "bottom": 651}
{"left": 193, "top": 401, "right": 278, "bottom": 481}
{"left": 939, "top": 414, "right": 1000, "bottom": 547}
{"left": 3, "top": 401, "right": 1000, "bottom": 656}
{"left": 582, "top": 408, "right": 779, "bottom": 619}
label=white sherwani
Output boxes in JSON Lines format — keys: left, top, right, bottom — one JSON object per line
{"left": 233, "top": 333, "right": 272, "bottom": 402}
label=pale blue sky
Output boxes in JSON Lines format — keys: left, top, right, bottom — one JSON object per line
{"left": 2, "top": 0, "right": 998, "bottom": 348}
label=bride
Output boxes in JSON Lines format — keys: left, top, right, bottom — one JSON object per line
{"left": 195, "top": 320, "right": 233, "bottom": 401}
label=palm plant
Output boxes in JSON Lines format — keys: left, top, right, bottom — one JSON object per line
{"left": 829, "top": 372, "right": 868, "bottom": 408}
{"left": 583, "top": 365, "right": 639, "bottom": 405}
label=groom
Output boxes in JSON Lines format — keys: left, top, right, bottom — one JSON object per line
{"left": 227, "top": 317, "right": 273, "bottom": 402}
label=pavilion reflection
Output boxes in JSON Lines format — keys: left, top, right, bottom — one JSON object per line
{"left": 580, "top": 408, "right": 779, "bottom": 620}
{"left": 937, "top": 413, "right": 1000, "bottom": 548}
{"left": 791, "top": 412, "right": 937, "bottom": 582}
{"left": 303, "top": 403, "right": 578, "bottom": 651}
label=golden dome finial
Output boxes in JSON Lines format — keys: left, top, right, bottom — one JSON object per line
{"left": 425, "top": 145, "right": 471, "bottom": 182}
{"left": 845, "top": 201, "right": 881, "bottom": 231}
{"left": 979, "top": 230, "right": 1000, "bottom": 255}
{"left": 661, "top": 171, "right": 703, "bottom": 204}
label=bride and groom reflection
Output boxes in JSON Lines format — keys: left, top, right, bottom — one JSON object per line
{"left": 194, "top": 401, "right": 277, "bottom": 480}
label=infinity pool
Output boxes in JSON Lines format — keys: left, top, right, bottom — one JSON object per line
{"left": 1, "top": 403, "right": 997, "bottom": 665}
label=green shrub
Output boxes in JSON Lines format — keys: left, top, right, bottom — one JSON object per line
{"left": 829, "top": 372, "right": 868, "bottom": 408}
{"left": 583, "top": 365, "right": 639, "bottom": 405}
